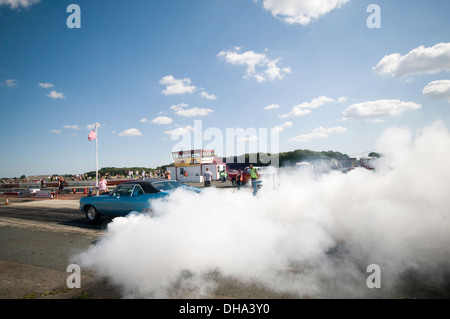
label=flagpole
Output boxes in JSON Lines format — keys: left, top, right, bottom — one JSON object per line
{"left": 95, "top": 123, "right": 99, "bottom": 190}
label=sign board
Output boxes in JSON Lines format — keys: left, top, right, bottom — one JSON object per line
{"left": 18, "top": 190, "right": 33, "bottom": 198}
{"left": 35, "top": 190, "right": 54, "bottom": 198}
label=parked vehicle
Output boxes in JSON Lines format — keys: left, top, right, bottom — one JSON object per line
{"left": 338, "top": 158, "right": 357, "bottom": 173}
{"left": 79, "top": 179, "right": 201, "bottom": 224}
{"left": 359, "top": 157, "right": 376, "bottom": 171}
{"left": 227, "top": 166, "right": 263, "bottom": 188}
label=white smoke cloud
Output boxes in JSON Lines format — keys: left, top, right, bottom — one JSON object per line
{"left": 74, "top": 121, "right": 450, "bottom": 298}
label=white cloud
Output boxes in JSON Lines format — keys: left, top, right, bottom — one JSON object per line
{"left": 141, "top": 116, "right": 174, "bottom": 125}
{"left": 2, "top": 79, "right": 17, "bottom": 87}
{"left": 272, "top": 121, "right": 293, "bottom": 133}
{"left": 218, "top": 47, "right": 290, "bottom": 83}
{"left": 119, "top": 128, "right": 143, "bottom": 137}
{"left": 160, "top": 75, "right": 196, "bottom": 95}
{"left": 200, "top": 91, "right": 217, "bottom": 100}
{"left": 63, "top": 125, "right": 80, "bottom": 130}
{"left": 256, "top": 0, "right": 350, "bottom": 25}
{"left": 0, "top": 0, "right": 40, "bottom": 9}
{"left": 280, "top": 96, "right": 335, "bottom": 118}
{"left": 170, "top": 103, "right": 189, "bottom": 109}
{"left": 373, "top": 42, "right": 450, "bottom": 78}
{"left": 265, "top": 59, "right": 292, "bottom": 81}
{"left": 423, "top": 80, "right": 450, "bottom": 101}
{"left": 290, "top": 126, "right": 347, "bottom": 143}
{"left": 47, "top": 91, "right": 65, "bottom": 99}
{"left": 6, "top": 79, "right": 17, "bottom": 87}
{"left": 170, "top": 103, "right": 214, "bottom": 117}
{"left": 50, "top": 129, "right": 61, "bottom": 134}
{"left": 164, "top": 125, "right": 195, "bottom": 136}
{"left": 38, "top": 82, "right": 54, "bottom": 88}
{"left": 265, "top": 104, "right": 281, "bottom": 110}
{"left": 342, "top": 99, "right": 422, "bottom": 122}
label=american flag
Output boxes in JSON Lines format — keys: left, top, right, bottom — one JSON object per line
{"left": 88, "top": 130, "right": 97, "bottom": 141}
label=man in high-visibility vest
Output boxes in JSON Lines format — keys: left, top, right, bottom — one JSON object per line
{"left": 249, "top": 164, "right": 259, "bottom": 195}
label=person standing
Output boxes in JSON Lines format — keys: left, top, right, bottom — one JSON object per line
{"left": 220, "top": 169, "right": 227, "bottom": 183}
{"left": 98, "top": 176, "right": 108, "bottom": 194}
{"left": 58, "top": 177, "right": 65, "bottom": 195}
{"left": 203, "top": 167, "right": 213, "bottom": 187}
{"left": 249, "top": 164, "right": 259, "bottom": 195}
{"left": 236, "top": 169, "right": 243, "bottom": 190}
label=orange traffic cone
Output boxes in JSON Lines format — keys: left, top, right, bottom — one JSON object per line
{"left": 84, "top": 188, "right": 87, "bottom": 195}
{"left": 73, "top": 188, "right": 76, "bottom": 194}
{"left": 5, "top": 197, "right": 9, "bottom": 205}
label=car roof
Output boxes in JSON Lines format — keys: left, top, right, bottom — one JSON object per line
{"left": 119, "top": 178, "right": 167, "bottom": 185}
{"left": 117, "top": 178, "right": 178, "bottom": 193}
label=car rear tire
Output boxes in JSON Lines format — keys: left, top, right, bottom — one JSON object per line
{"left": 85, "top": 206, "right": 101, "bottom": 224}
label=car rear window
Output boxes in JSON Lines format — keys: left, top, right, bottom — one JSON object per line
{"left": 151, "top": 181, "right": 183, "bottom": 191}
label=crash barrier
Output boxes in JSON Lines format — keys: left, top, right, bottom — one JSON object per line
{"left": 1, "top": 179, "right": 134, "bottom": 189}
{"left": 1, "top": 188, "right": 76, "bottom": 199}
{"left": 35, "top": 190, "right": 56, "bottom": 198}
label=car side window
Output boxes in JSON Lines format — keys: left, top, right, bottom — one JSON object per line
{"left": 132, "top": 185, "right": 144, "bottom": 196}
{"left": 112, "top": 185, "right": 134, "bottom": 197}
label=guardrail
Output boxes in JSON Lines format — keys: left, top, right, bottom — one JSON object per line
{"left": 0, "top": 179, "right": 136, "bottom": 190}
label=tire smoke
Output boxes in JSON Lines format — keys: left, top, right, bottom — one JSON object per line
{"left": 74, "top": 121, "right": 450, "bottom": 298}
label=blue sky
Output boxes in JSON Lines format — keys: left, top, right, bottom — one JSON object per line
{"left": 1, "top": 0, "right": 450, "bottom": 177}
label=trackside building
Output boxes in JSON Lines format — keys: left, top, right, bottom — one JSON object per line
{"left": 166, "top": 149, "right": 227, "bottom": 183}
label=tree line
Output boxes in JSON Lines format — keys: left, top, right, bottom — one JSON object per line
{"left": 223, "top": 149, "right": 352, "bottom": 170}
{"left": 84, "top": 166, "right": 169, "bottom": 179}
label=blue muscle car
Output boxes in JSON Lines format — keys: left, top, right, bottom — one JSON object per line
{"left": 79, "top": 179, "right": 201, "bottom": 223}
